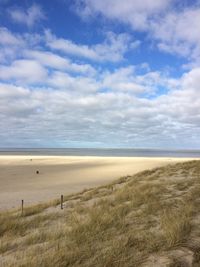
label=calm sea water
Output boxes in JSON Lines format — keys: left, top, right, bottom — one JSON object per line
{"left": 0, "top": 148, "right": 200, "bottom": 158}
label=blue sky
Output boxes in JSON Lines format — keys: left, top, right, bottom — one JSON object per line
{"left": 0, "top": 0, "right": 200, "bottom": 148}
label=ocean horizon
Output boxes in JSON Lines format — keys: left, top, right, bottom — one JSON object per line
{"left": 0, "top": 148, "right": 200, "bottom": 158}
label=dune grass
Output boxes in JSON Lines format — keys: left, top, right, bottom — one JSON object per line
{"left": 1, "top": 160, "right": 200, "bottom": 266}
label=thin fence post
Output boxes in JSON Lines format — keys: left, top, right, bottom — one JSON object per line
{"left": 21, "top": 199, "right": 24, "bottom": 216}
{"left": 61, "top": 195, "right": 63, "bottom": 210}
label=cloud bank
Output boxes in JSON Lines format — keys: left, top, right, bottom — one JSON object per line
{"left": 0, "top": 1, "right": 200, "bottom": 148}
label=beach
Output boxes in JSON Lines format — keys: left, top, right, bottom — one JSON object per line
{"left": 0, "top": 155, "right": 196, "bottom": 210}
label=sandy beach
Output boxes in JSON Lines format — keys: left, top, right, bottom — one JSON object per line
{"left": 0, "top": 156, "right": 196, "bottom": 210}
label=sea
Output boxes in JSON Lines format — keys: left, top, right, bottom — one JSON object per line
{"left": 0, "top": 148, "right": 200, "bottom": 158}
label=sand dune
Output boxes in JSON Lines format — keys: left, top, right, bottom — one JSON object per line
{"left": 0, "top": 156, "right": 196, "bottom": 210}
{"left": 1, "top": 160, "right": 200, "bottom": 266}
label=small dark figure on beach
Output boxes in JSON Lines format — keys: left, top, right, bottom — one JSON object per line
{"left": 36, "top": 170, "right": 39, "bottom": 174}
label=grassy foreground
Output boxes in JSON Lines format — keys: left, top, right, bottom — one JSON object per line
{"left": 1, "top": 161, "right": 200, "bottom": 266}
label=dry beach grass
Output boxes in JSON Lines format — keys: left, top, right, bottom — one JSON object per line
{"left": 1, "top": 160, "right": 200, "bottom": 266}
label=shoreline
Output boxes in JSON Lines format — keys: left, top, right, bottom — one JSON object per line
{"left": 1, "top": 147, "right": 200, "bottom": 158}
{"left": 0, "top": 155, "right": 199, "bottom": 210}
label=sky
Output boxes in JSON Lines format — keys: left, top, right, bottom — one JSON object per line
{"left": 0, "top": 0, "right": 200, "bottom": 149}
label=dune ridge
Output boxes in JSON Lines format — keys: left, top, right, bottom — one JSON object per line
{"left": 1, "top": 160, "right": 200, "bottom": 266}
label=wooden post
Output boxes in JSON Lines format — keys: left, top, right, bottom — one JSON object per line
{"left": 61, "top": 195, "right": 63, "bottom": 210}
{"left": 21, "top": 199, "right": 24, "bottom": 216}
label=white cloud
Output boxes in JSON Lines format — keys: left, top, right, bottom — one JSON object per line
{"left": 0, "top": 27, "right": 24, "bottom": 46}
{"left": 47, "top": 71, "right": 99, "bottom": 93}
{"left": 0, "top": 28, "right": 26, "bottom": 63}
{"left": 0, "top": 28, "right": 48, "bottom": 65}
{"left": 0, "top": 83, "right": 29, "bottom": 98}
{"left": 24, "top": 50, "right": 96, "bottom": 75}
{"left": 9, "top": 4, "right": 45, "bottom": 27}
{"left": 0, "top": 59, "right": 47, "bottom": 83}
{"left": 74, "top": 1, "right": 200, "bottom": 66}
{"left": 45, "top": 30, "right": 140, "bottom": 62}
{"left": 1, "top": 66, "right": 200, "bottom": 148}
{"left": 181, "top": 68, "right": 200, "bottom": 91}
{"left": 102, "top": 67, "right": 146, "bottom": 93}
{"left": 1, "top": 61, "right": 200, "bottom": 147}
{"left": 1, "top": 23, "right": 200, "bottom": 148}
{"left": 152, "top": 7, "right": 200, "bottom": 62}
{"left": 75, "top": 0, "right": 171, "bottom": 30}
{"left": 0, "top": 27, "right": 97, "bottom": 76}
{"left": 101, "top": 67, "right": 173, "bottom": 95}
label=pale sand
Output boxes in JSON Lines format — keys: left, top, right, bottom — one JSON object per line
{"left": 0, "top": 156, "right": 196, "bottom": 210}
